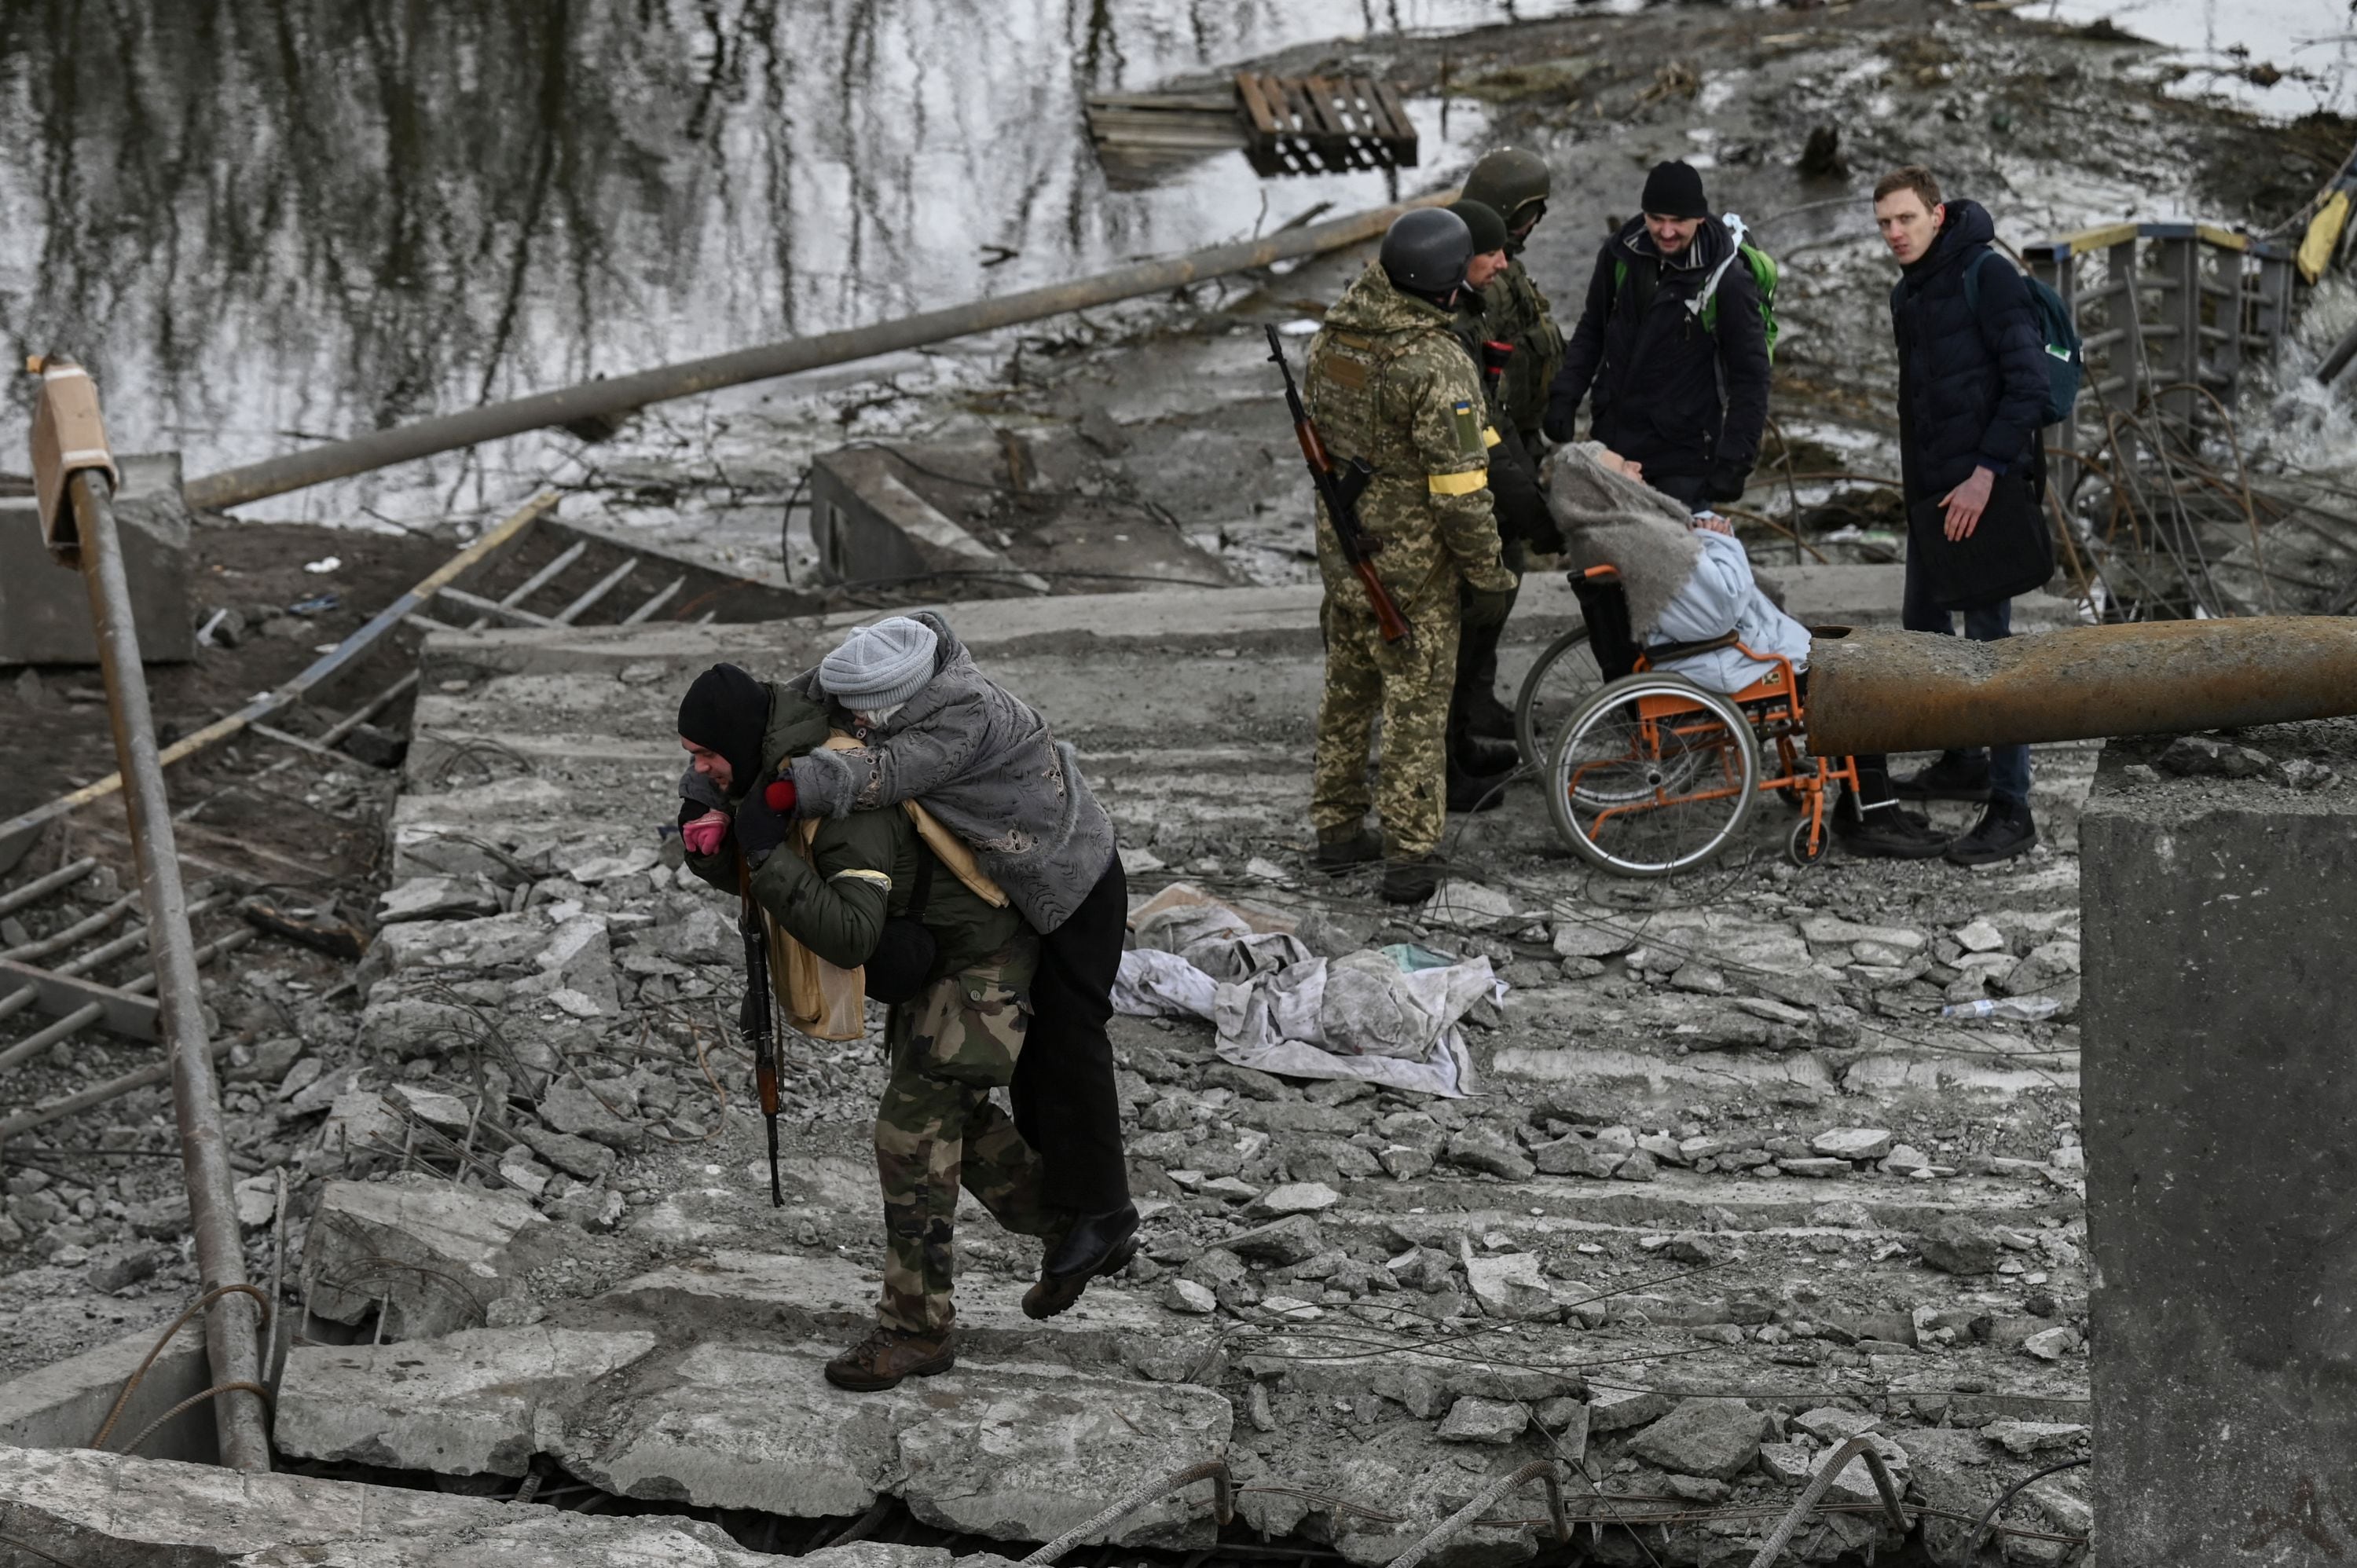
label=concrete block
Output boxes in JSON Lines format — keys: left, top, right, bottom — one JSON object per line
{"left": 2081, "top": 723, "right": 2357, "bottom": 1564}
{"left": 276, "top": 1328, "right": 659, "bottom": 1475}
{"left": 0, "top": 452, "right": 192, "bottom": 665}
{"left": 809, "top": 446, "right": 1044, "bottom": 592}
{"left": 0, "top": 1321, "right": 213, "bottom": 1464}
{"left": 302, "top": 1174, "right": 574, "bottom": 1339}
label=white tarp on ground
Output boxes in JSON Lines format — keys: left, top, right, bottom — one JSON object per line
{"left": 1115, "top": 893, "right": 1490, "bottom": 1097}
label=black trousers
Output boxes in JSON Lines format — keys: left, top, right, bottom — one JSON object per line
{"left": 1010, "top": 852, "right": 1131, "bottom": 1214}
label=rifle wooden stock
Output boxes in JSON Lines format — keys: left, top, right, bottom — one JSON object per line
{"left": 1355, "top": 559, "right": 1415, "bottom": 645}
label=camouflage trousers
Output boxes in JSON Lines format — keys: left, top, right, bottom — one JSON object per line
{"left": 872, "top": 943, "right": 1062, "bottom": 1335}
{"left": 1311, "top": 588, "right": 1462, "bottom": 856}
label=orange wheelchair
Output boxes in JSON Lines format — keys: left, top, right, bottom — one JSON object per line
{"left": 1512, "top": 566, "right": 1856, "bottom": 877}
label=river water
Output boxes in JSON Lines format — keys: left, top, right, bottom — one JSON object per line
{"left": 0, "top": 0, "right": 2341, "bottom": 527}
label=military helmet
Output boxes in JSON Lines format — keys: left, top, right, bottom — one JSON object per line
{"left": 1461, "top": 147, "right": 1552, "bottom": 226}
{"left": 1452, "top": 199, "right": 1511, "bottom": 256}
{"left": 1379, "top": 207, "right": 1472, "bottom": 296}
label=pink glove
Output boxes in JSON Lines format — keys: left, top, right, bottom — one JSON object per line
{"left": 682, "top": 809, "right": 730, "bottom": 857}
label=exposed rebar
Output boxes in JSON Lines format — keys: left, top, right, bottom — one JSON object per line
{"left": 1385, "top": 1460, "right": 1574, "bottom": 1568}
{"left": 1745, "top": 1434, "right": 1911, "bottom": 1568}
{"left": 1019, "top": 1460, "right": 1236, "bottom": 1565}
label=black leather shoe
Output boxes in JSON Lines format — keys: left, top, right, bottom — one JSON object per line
{"left": 1946, "top": 798, "right": 2036, "bottom": 866}
{"left": 1893, "top": 751, "right": 1992, "bottom": 803}
{"left": 1026, "top": 1204, "right": 1141, "bottom": 1319}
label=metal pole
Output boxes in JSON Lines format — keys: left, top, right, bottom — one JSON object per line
{"left": 65, "top": 467, "right": 271, "bottom": 1471}
{"left": 180, "top": 196, "right": 1448, "bottom": 513}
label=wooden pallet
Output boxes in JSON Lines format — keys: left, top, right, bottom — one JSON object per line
{"left": 1234, "top": 71, "right": 1418, "bottom": 176}
{"left": 1083, "top": 73, "right": 1419, "bottom": 182}
{"left": 1083, "top": 90, "right": 1248, "bottom": 188}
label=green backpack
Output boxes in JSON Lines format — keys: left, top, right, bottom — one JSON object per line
{"left": 1615, "top": 214, "right": 1782, "bottom": 362}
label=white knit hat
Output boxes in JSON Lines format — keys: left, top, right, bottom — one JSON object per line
{"left": 820, "top": 616, "right": 939, "bottom": 710}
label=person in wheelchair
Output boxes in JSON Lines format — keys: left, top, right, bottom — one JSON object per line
{"left": 1550, "top": 441, "right": 1948, "bottom": 859}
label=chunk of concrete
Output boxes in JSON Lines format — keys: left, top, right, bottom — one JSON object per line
{"left": 1436, "top": 1396, "right": 1527, "bottom": 1443}
{"left": 1219, "top": 1214, "right": 1326, "bottom": 1265}
{"left": 1464, "top": 1253, "right": 1552, "bottom": 1321}
{"left": 277, "top": 1328, "right": 658, "bottom": 1475}
{"left": 1626, "top": 1398, "right": 1766, "bottom": 1480}
{"left": 1809, "top": 1127, "right": 1891, "bottom": 1160}
{"left": 1981, "top": 1419, "right": 2089, "bottom": 1456}
{"left": 0, "top": 1440, "right": 784, "bottom": 1566}
{"left": 1248, "top": 1181, "right": 1341, "bottom": 1216}
{"left": 1586, "top": 1385, "right": 1672, "bottom": 1433}
{"left": 1915, "top": 1215, "right": 2000, "bottom": 1275}
{"left": 302, "top": 1175, "right": 570, "bottom": 1339}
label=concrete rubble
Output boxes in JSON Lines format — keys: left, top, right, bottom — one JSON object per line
{"left": 0, "top": 1441, "right": 1022, "bottom": 1568}
{"left": 16, "top": 0, "right": 2319, "bottom": 1555}
{"left": 25, "top": 577, "right": 2066, "bottom": 1566}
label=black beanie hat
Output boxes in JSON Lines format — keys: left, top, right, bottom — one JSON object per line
{"left": 1640, "top": 161, "right": 1710, "bottom": 220}
{"left": 676, "top": 663, "right": 769, "bottom": 796}
{"left": 1453, "top": 199, "right": 1512, "bottom": 257}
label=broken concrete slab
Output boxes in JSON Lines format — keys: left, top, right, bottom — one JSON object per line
{"left": 276, "top": 1327, "right": 659, "bottom": 1475}
{"left": 0, "top": 1440, "right": 790, "bottom": 1566}
{"left": 303, "top": 1175, "right": 576, "bottom": 1339}
{"left": 566, "top": 1339, "right": 1232, "bottom": 1547}
{"left": 0, "top": 1321, "right": 214, "bottom": 1464}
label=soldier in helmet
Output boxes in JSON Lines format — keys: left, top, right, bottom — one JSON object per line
{"left": 1305, "top": 207, "right": 1520, "bottom": 903}
{"left": 1453, "top": 148, "right": 1568, "bottom": 742}
{"left": 1448, "top": 197, "right": 1566, "bottom": 789}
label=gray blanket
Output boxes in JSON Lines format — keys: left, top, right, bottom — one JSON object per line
{"left": 785, "top": 611, "right": 1115, "bottom": 934}
{"left": 1547, "top": 441, "right": 1703, "bottom": 640}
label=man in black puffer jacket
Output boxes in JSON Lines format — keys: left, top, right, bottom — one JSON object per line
{"left": 1876, "top": 164, "right": 2053, "bottom": 866}
{"left": 1544, "top": 161, "right": 1770, "bottom": 511}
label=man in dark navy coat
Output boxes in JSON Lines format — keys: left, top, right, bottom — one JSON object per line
{"left": 1875, "top": 164, "right": 2053, "bottom": 866}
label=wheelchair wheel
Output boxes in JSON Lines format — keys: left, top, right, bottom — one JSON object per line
{"left": 1513, "top": 625, "right": 1606, "bottom": 769}
{"left": 1547, "top": 675, "right": 1759, "bottom": 877}
{"left": 1787, "top": 814, "right": 1832, "bottom": 867}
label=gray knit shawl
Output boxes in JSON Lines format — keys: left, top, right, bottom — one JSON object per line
{"left": 1548, "top": 441, "right": 1703, "bottom": 639}
{"left": 785, "top": 611, "right": 1115, "bottom": 934}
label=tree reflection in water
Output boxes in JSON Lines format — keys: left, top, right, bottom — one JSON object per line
{"left": 0, "top": 0, "right": 1509, "bottom": 515}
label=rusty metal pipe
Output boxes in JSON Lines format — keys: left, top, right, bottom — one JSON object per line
{"left": 60, "top": 456, "right": 271, "bottom": 1472}
{"left": 1805, "top": 619, "right": 2357, "bottom": 757}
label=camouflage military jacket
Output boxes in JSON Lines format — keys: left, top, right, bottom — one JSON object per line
{"left": 1303, "top": 264, "right": 1512, "bottom": 610}
{"left": 1478, "top": 256, "right": 1565, "bottom": 444}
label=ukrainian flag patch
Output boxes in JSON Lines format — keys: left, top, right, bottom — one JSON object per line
{"left": 1450, "top": 398, "right": 1483, "bottom": 456}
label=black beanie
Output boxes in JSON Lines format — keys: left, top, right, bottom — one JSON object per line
{"left": 1453, "top": 199, "right": 1512, "bottom": 256}
{"left": 676, "top": 663, "right": 769, "bottom": 796}
{"left": 1640, "top": 161, "right": 1710, "bottom": 220}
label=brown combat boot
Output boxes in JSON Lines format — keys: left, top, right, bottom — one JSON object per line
{"left": 823, "top": 1326, "right": 955, "bottom": 1391}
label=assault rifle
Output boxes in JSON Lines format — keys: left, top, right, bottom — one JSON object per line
{"left": 737, "top": 866, "right": 784, "bottom": 1207}
{"left": 1266, "top": 326, "right": 1413, "bottom": 646}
